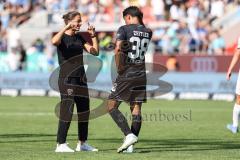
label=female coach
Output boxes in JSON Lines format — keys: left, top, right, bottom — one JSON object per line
{"left": 51, "top": 11, "right": 99, "bottom": 152}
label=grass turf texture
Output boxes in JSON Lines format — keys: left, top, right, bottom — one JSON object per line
{"left": 0, "top": 96, "right": 240, "bottom": 160}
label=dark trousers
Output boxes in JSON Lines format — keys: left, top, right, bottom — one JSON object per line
{"left": 57, "top": 77, "right": 90, "bottom": 144}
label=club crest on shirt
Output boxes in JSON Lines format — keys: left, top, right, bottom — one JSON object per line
{"left": 67, "top": 88, "right": 73, "bottom": 95}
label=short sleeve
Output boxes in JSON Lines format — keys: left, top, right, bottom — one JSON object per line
{"left": 116, "top": 26, "right": 126, "bottom": 41}
{"left": 149, "top": 29, "right": 153, "bottom": 40}
{"left": 237, "top": 37, "right": 240, "bottom": 49}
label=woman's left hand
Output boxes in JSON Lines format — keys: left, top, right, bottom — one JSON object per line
{"left": 87, "top": 22, "right": 96, "bottom": 37}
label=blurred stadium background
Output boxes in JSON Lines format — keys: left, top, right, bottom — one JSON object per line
{"left": 1, "top": 0, "right": 240, "bottom": 100}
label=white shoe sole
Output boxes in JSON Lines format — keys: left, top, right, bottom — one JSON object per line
{"left": 123, "top": 150, "right": 134, "bottom": 153}
{"left": 117, "top": 139, "right": 138, "bottom": 153}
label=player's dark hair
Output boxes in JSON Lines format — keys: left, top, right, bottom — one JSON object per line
{"left": 123, "top": 6, "right": 144, "bottom": 26}
{"left": 62, "top": 11, "right": 81, "bottom": 25}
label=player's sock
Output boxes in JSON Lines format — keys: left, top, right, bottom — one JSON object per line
{"left": 233, "top": 103, "right": 240, "bottom": 127}
{"left": 109, "top": 108, "right": 132, "bottom": 136}
{"left": 131, "top": 115, "right": 142, "bottom": 137}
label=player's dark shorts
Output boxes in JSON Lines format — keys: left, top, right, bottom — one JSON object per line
{"left": 108, "top": 74, "right": 147, "bottom": 103}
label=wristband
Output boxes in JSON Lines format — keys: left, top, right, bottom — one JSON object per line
{"left": 91, "top": 34, "right": 96, "bottom": 38}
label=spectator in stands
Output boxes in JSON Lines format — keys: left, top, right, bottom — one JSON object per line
{"left": 140, "top": 0, "right": 156, "bottom": 24}
{"left": 6, "top": 47, "right": 21, "bottom": 71}
{"left": 78, "top": 0, "right": 90, "bottom": 15}
{"left": 25, "top": 38, "right": 49, "bottom": 72}
{"left": 208, "top": 29, "right": 225, "bottom": 55}
{"left": 0, "top": 20, "right": 7, "bottom": 52}
{"left": 45, "top": 0, "right": 61, "bottom": 12}
{"left": 18, "top": 42, "right": 26, "bottom": 70}
{"left": 9, "top": 1, "right": 31, "bottom": 26}
{"left": 60, "top": 0, "right": 70, "bottom": 11}
{"left": 0, "top": 0, "right": 239, "bottom": 72}
{"left": 210, "top": 0, "right": 225, "bottom": 21}
{"left": 187, "top": 0, "right": 201, "bottom": 42}
{"left": 166, "top": 55, "right": 180, "bottom": 71}
{"left": 33, "top": 38, "right": 45, "bottom": 53}
{"left": 1, "top": 2, "right": 11, "bottom": 29}
{"left": 152, "top": 20, "right": 181, "bottom": 54}
{"left": 196, "top": 20, "right": 209, "bottom": 53}
{"left": 165, "top": 21, "right": 181, "bottom": 54}
{"left": 97, "top": 0, "right": 115, "bottom": 23}
{"left": 151, "top": 0, "right": 165, "bottom": 20}
{"left": 178, "top": 21, "right": 191, "bottom": 54}
{"left": 151, "top": 26, "right": 165, "bottom": 53}
{"left": 25, "top": 42, "right": 42, "bottom": 72}
{"left": 78, "top": 0, "right": 99, "bottom": 23}
{"left": 170, "top": 1, "right": 186, "bottom": 21}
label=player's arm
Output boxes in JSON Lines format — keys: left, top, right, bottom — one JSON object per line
{"left": 114, "top": 26, "right": 126, "bottom": 74}
{"left": 227, "top": 48, "right": 240, "bottom": 80}
{"left": 51, "top": 22, "right": 73, "bottom": 46}
{"left": 83, "top": 24, "right": 99, "bottom": 56}
{"left": 115, "top": 40, "right": 125, "bottom": 74}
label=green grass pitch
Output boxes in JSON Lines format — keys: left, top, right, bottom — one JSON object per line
{"left": 1, "top": 96, "right": 240, "bottom": 160}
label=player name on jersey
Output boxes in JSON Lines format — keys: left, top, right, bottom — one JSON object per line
{"left": 133, "top": 31, "right": 150, "bottom": 38}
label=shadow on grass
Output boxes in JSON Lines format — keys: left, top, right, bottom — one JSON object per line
{"left": 95, "top": 138, "right": 240, "bottom": 152}
{"left": 136, "top": 139, "right": 240, "bottom": 153}
{"left": 0, "top": 134, "right": 77, "bottom": 143}
{"left": 0, "top": 134, "right": 59, "bottom": 138}
{"left": 1, "top": 134, "right": 240, "bottom": 152}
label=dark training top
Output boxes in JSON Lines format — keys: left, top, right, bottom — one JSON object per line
{"left": 57, "top": 33, "right": 87, "bottom": 81}
{"left": 108, "top": 24, "right": 152, "bottom": 102}
{"left": 116, "top": 24, "right": 152, "bottom": 79}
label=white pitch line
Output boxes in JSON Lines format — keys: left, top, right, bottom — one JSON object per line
{"left": 0, "top": 112, "right": 54, "bottom": 116}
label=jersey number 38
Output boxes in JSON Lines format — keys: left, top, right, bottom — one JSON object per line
{"left": 128, "top": 36, "right": 150, "bottom": 62}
